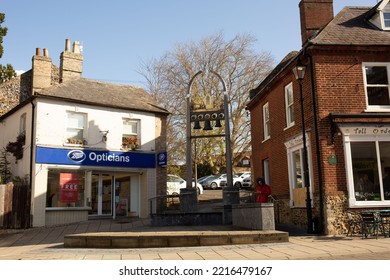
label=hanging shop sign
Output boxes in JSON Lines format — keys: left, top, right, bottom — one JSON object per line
{"left": 157, "top": 151, "right": 167, "bottom": 167}
{"left": 36, "top": 146, "right": 156, "bottom": 168}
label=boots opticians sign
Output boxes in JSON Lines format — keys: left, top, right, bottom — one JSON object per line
{"left": 36, "top": 146, "right": 156, "bottom": 168}
{"left": 67, "top": 150, "right": 130, "bottom": 163}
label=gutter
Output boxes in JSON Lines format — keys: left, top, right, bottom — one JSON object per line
{"left": 29, "top": 99, "right": 36, "bottom": 227}
{"left": 307, "top": 53, "right": 325, "bottom": 234}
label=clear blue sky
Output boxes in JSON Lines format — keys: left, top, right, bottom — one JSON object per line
{"left": 1, "top": 0, "right": 378, "bottom": 87}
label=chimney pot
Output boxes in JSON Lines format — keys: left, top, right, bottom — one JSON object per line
{"left": 65, "top": 39, "right": 71, "bottom": 52}
{"left": 60, "top": 38, "right": 83, "bottom": 83}
{"left": 72, "top": 41, "right": 81, "bottom": 54}
{"left": 36, "top": 48, "right": 41, "bottom": 56}
{"left": 43, "top": 48, "right": 49, "bottom": 57}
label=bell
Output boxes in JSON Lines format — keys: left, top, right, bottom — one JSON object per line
{"left": 203, "top": 120, "right": 212, "bottom": 130}
{"left": 193, "top": 121, "right": 201, "bottom": 129}
{"left": 215, "top": 119, "right": 222, "bottom": 128}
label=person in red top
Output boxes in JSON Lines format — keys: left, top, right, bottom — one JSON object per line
{"left": 255, "top": 177, "right": 271, "bottom": 203}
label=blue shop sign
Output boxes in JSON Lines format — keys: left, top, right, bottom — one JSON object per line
{"left": 157, "top": 151, "right": 167, "bottom": 167}
{"left": 36, "top": 146, "right": 156, "bottom": 168}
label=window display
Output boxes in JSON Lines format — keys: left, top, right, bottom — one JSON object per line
{"left": 46, "top": 169, "right": 86, "bottom": 207}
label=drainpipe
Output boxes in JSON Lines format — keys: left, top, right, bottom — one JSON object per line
{"left": 29, "top": 99, "right": 36, "bottom": 227}
{"left": 307, "top": 53, "right": 325, "bottom": 234}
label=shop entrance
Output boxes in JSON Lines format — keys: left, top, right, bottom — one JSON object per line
{"left": 90, "top": 172, "right": 139, "bottom": 217}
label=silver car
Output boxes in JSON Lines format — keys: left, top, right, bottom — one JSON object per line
{"left": 201, "top": 174, "right": 227, "bottom": 189}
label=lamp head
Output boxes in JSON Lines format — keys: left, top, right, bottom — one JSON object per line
{"left": 293, "top": 61, "right": 306, "bottom": 81}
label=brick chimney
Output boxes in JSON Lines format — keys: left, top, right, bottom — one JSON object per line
{"left": 59, "top": 39, "right": 83, "bottom": 83}
{"left": 299, "top": 0, "right": 334, "bottom": 45}
{"left": 32, "top": 47, "right": 52, "bottom": 93}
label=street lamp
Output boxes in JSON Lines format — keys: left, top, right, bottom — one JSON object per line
{"left": 293, "top": 61, "right": 314, "bottom": 234}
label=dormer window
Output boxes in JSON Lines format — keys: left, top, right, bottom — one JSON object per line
{"left": 384, "top": 11, "right": 390, "bottom": 29}
{"left": 369, "top": 0, "right": 390, "bottom": 31}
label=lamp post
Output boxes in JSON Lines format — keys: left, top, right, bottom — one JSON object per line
{"left": 293, "top": 62, "right": 314, "bottom": 234}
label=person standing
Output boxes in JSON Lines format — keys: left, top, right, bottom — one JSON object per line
{"left": 255, "top": 177, "right": 271, "bottom": 203}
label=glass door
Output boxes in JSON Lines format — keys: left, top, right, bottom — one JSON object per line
{"left": 90, "top": 173, "right": 113, "bottom": 216}
{"left": 101, "top": 174, "right": 112, "bottom": 215}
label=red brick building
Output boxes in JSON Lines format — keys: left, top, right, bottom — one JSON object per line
{"left": 247, "top": 0, "right": 390, "bottom": 234}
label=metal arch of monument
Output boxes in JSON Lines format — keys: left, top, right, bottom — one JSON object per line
{"left": 180, "top": 70, "right": 239, "bottom": 212}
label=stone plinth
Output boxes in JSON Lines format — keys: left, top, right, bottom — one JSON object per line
{"left": 179, "top": 188, "right": 198, "bottom": 212}
{"left": 232, "top": 203, "right": 275, "bottom": 230}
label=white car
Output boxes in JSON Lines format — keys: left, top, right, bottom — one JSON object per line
{"left": 242, "top": 176, "right": 253, "bottom": 189}
{"left": 166, "top": 174, "right": 203, "bottom": 195}
{"left": 220, "top": 172, "right": 251, "bottom": 188}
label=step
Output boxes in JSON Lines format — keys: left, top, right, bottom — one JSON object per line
{"left": 64, "top": 230, "right": 289, "bottom": 248}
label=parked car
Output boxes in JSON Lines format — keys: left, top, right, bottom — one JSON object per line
{"left": 167, "top": 174, "right": 203, "bottom": 195}
{"left": 220, "top": 172, "right": 251, "bottom": 188}
{"left": 242, "top": 176, "right": 253, "bottom": 189}
{"left": 219, "top": 174, "right": 240, "bottom": 188}
{"left": 197, "top": 175, "right": 214, "bottom": 185}
{"left": 201, "top": 174, "right": 227, "bottom": 189}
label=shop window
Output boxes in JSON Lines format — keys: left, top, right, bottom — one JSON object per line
{"left": 351, "top": 141, "right": 390, "bottom": 202}
{"left": 66, "top": 112, "right": 87, "bottom": 145}
{"left": 46, "top": 170, "right": 86, "bottom": 208}
{"left": 363, "top": 63, "right": 390, "bottom": 110}
{"left": 122, "top": 119, "right": 140, "bottom": 150}
{"left": 284, "top": 82, "right": 295, "bottom": 128}
{"left": 263, "top": 102, "right": 270, "bottom": 141}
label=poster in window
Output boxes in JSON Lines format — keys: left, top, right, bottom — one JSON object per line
{"left": 59, "top": 173, "right": 79, "bottom": 202}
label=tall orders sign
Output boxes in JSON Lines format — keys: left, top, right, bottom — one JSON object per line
{"left": 59, "top": 173, "right": 79, "bottom": 203}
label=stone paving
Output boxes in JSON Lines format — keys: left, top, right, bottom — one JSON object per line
{"left": 1, "top": 218, "right": 390, "bottom": 260}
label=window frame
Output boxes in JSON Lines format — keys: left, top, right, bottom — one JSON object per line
{"left": 362, "top": 62, "right": 390, "bottom": 111}
{"left": 20, "top": 113, "right": 27, "bottom": 136}
{"left": 384, "top": 12, "right": 390, "bottom": 29}
{"left": 263, "top": 102, "right": 270, "bottom": 141}
{"left": 285, "top": 133, "right": 313, "bottom": 208}
{"left": 345, "top": 134, "right": 390, "bottom": 208}
{"left": 381, "top": 7, "right": 390, "bottom": 30}
{"left": 263, "top": 158, "right": 270, "bottom": 185}
{"left": 65, "top": 111, "right": 87, "bottom": 145}
{"left": 122, "top": 118, "right": 140, "bottom": 149}
{"left": 46, "top": 169, "right": 87, "bottom": 208}
{"left": 284, "top": 82, "right": 295, "bottom": 128}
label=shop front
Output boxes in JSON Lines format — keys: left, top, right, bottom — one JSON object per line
{"left": 33, "top": 146, "right": 163, "bottom": 227}
{"left": 339, "top": 125, "right": 390, "bottom": 208}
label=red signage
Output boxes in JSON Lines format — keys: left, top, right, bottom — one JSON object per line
{"left": 59, "top": 173, "right": 79, "bottom": 202}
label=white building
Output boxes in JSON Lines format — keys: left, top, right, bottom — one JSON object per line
{"left": 0, "top": 39, "right": 169, "bottom": 227}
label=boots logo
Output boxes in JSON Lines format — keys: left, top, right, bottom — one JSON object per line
{"left": 67, "top": 150, "right": 86, "bottom": 163}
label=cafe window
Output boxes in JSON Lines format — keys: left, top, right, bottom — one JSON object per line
{"left": 46, "top": 169, "right": 86, "bottom": 208}
{"left": 350, "top": 141, "right": 390, "bottom": 203}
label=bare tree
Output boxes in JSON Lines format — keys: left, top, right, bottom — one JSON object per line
{"left": 139, "top": 32, "right": 274, "bottom": 174}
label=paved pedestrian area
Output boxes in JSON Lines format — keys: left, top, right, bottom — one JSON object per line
{"left": 1, "top": 218, "right": 390, "bottom": 260}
